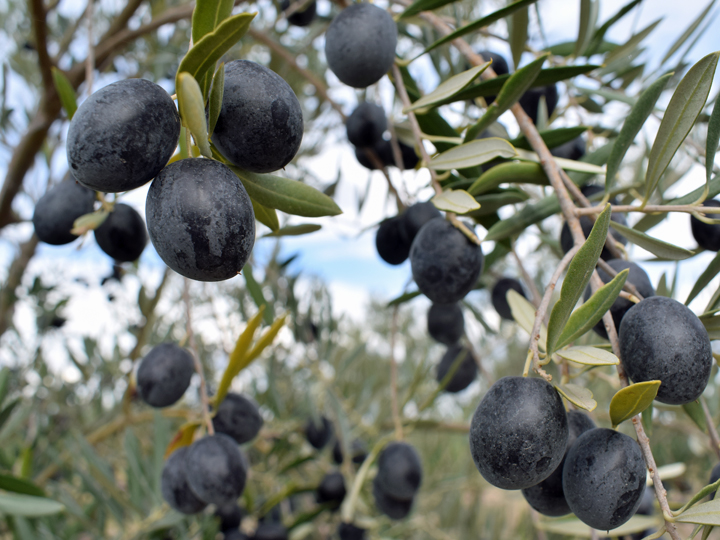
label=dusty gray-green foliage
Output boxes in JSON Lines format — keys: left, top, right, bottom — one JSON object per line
{"left": 3, "top": 0, "right": 720, "bottom": 537}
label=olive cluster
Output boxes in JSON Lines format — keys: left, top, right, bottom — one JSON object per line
{"left": 35, "top": 58, "right": 304, "bottom": 283}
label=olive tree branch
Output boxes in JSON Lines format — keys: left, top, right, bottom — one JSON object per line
{"left": 389, "top": 306, "right": 403, "bottom": 440}
{"left": 511, "top": 246, "right": 542, "bottom": 308}
{"left": 0, "top": 235, "right": 39, "bottom": 337}
{"left": 183, "top": 278, "right": 214, "bottom": 436}
{"left": 576, "top": 204, "right": 720, "bottom": 215}
{"left": 29, "top": 0, "right": 54, "bottom": 93}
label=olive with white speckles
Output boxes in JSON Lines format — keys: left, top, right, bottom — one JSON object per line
{"left": 212, "top": 60, "right": 303, "bottom": 173}
{"left": 145, "top": 158, "right": 255, "bottom": 282}
{"left": 136, "top": 343, "right": 194, "bottom": 408}
{"left": 185, "top": 434, "right": 247, "bottom": 506}
{"left": 67, "top": 78, "right": 180, "bottom": 193}
{"left": 563, "top": 428, "right": 646, "bottom": 530}
{"left": 469, "top": 376, "right": 568, "bottom": 490}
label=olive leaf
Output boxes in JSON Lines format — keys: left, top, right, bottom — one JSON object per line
{"left": 608, "top": 220, "right": 693, "bottom": 260}
{"left": 468, "top": 162, "right": 547, "bottom": 195}
{"left": 71, "top": 210, "right": 108, "bottom": 236}
{"left": 507, "top": 289, "right": 547, "bottom": 350}
{"left": 51, "top": 67, "right": 77, "bottom": 120}
{"left": 686, "top": 251, "right": 720, "bottom": 305}
{"left": 546, "top": 204, "right": 612, "bottom": 357}
{"left": 556, "top": 384, "right": 597, "bottom": 411}
{"left": 252, "top": 199, "right": 280, "bottom": 232}
{"left": 177, "top": 72, "right": 212, "bottom": 158}
{"left": 555, "top": 346, "right": 619, "bottom": 366}
{"left": 609, "top": 380, "right": 661, "bottom": 428}
{"left": 0, "top": 474, "right": 44, "bottom": 497}
{"left": 263, "top": 224, "right": 322, "bottom": 238}
{"left": 0, "top": 493, "right": 64, "bottom": 517}
{"left": 683, "top": 400, "right": 708, "bottom": 432}
{"left": 387, "top": 291, "right": 421, "bottom": 307}
{"left": 645, "top": 51, "right": 719, "bottom": 203}
{"left": 403, "top": 62, "right": 491, "bottom": 113}
{"left": 510, "top": 126, "right": 588, "bottom": 151}
{"left": 424, "top": 0, "right": 539, "bottom": 52}
{"left": 429, "top": 138, "right": 516, "bottom": 170}
{"left": 605, "top": 72, "right": 672, "bottom": 193}
{"left": 208, "top": 64, "right": 225, "bottom": 137}
{"left": 431, "top": 189, "right": 480, "bottom": 213}
{"left": 214, "top": 308, "right": 266, "bottom": 407}
{"left": 230, "top": 166, "right": 342, "bottom": 217}
{"left": 191, "top": 0, "right": 234, "bottom": 44}
{"left": 164, "top": 422, "right": 201, "bottom": 459}
{"left": 177, "top": 12, "right": 256, "bottom": 91}
{"left": 465, "top": 55, "right": 547, "bottom": 141}
{"left": 554, "top": 269, "right": 628, "bottom": 350}
{"left": 675, "top": 499, "right": 720, "bottom": 526}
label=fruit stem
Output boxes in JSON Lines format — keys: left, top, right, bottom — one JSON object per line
{"left": 511, "top": 245, "right": 543, "bottom": 308}
{"left": 341, "top": 434, "right": 392, "bottom": 523}
{"left": 183, "top": 277, "right": 214, "bottom": 436}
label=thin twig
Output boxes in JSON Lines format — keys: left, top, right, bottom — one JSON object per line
{"left": 85, "top": 0, "right": 95, "bottom": 95}
{"left": 596, "top": 258, "right": 645, "bottom": 301}
{"left": 511, "top": 246, "right": 542, "bottom": 308}
{"left": 183, "top": 278, "right": 214, "bottom": 436}
{"left": 701, "top": 396, "right": 720, "bottom": 460}
{"left": 575, "top": 204, "right": 720, "bottom": 215}
{"left": 525, "top": 245, "right": 579, "bottom": 380}
{"left": 389, "top": 306, "right": 403, "bottom": 440}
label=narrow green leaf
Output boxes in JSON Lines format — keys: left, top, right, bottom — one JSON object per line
{"left": 0, "top": 368, "right": 11, "bottom": 407}
{"left": 605, "top": 18, "right": 662, "bottom": 64}
{"left": 208, "top": 64, "right": 224, "bottom": 137}
{"left": 646, "top": 52, "right": 720, "bottom": 203}
{"left": 546, "top": 205, "right": 612, "bottom": 356}
{"left": 440, "top": 66, "right": 599, "bottom": 108}
{"left": 575, "top": 0, "right": 598, "bottom": 57}
{"left": 0, "top": 493, "right": 64, "bottom": 517}
{"left": 536, "top": 515, "right": 661, "bottom": 537}
{"left": 399, "top": 0, "right": 455, "bottom": 19}
{"left": 468, "top": 162, "right": 547, "bottom": 195}
{"left": 215, "top": 307, "right": 265, "bottom": 406}
{"left": 706, "top": 91, "right": 720, "bottom": 188}
{"left": 177, "top": 72, "right": 212, "bottom": 158}
{"left": 660, "top": 0, "right": 716, "bottom": 65}
{"left": 387, "top": 291, "right": 421, "bottom": 307}
{"left": 431, "top": 189, "right": 480, "bottom": 213}
{"left": 243, "top": 266, "right": 273, "bottom": 325}
{"left": 177, "top": 13, "right": 256, "bottom": 89}
{"left": 510, "top": 126, "right": 588, "bottom": 152}
{"left": 515, "top": 148, "right": 605, "bottom": 175}
{"left": 251, "top": 199, "right": 280, "bottom": 232}
{"left": 610, "top": 380, "right": 661, "bottom": 428}
{"left": 230, "top": 166, "right": 342, "bottom": 217}
{"left": 546, "top": 40, "right": 617, "bottom": 57}
{"left": 424, "top": 0, "right": 540, "bottom": 53}
{"left": 554, "top": 269, "right": 629, "bottom": 350}
{"left": 468, "top": 189, "right": 528, "bottom": 216}
{"left": 71, "top": 210, "right": 108, "bottom": 236}
{"left": 608, "top": 220, "right": 694, "bottom": 260}
{"left": 429, "top": 138, "right": 517, "bottom": 171}
{"left": 0, "top": 398, "right": 20, "bottom": 432}
{"left": 683, "top": 400, "right": 708, "bottom": 432}
{"left": 509, "top": 7, "right": 529, "bottom": 71}
{"left": 686, "top": 252, "right": 720, "bottom": 305}
{"left": 0, "top": 475, "right": 44, "bottom": 497}
{"left": 507, "top": 289, "right": 547, "bottom": 350}
{"left": 555, "top": 346, "right": 620, "bottom": 366}
{"left": 263, "top": 224, "right": 322, "bottom": 237}
{"left": 191, "top": 0, "right": 235, "bottom": 44}
{"left": 403, "top": 62, "right": 491, "bottom": 113}
{"left": 605, "top": 73, "right": 672, "bottom": 193}
{"left": 465, "top": 55, "right": 547, "bottom": 142}
{"left": 556, "top": 384, "right": 597, "bottom": 411}
{"left": 676, "top": 499, "right": 720, "bottom": 526}
{"left": 51, "top": 68, "right": 77, "bottom": 120}
{"left": 642, "top": 401, "right": 653, "bottom": 434}
{"left": 586, "top": 0, "right": 642, "bottom": 55}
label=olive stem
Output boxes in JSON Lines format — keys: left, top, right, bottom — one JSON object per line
{"left": 596, "top": 258, "right": 645, "bottom": 301}
{"left": 183, "top": 278, "right": 214, "bottom": 436}
{"left": 389, "top": 306, "right": 404, "bottom": 441}
{"left": 341, "top": 434, "right": 392, "bottom": 523}
{"left": 85, "top": 0, "right": 95, "bottom": 96}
